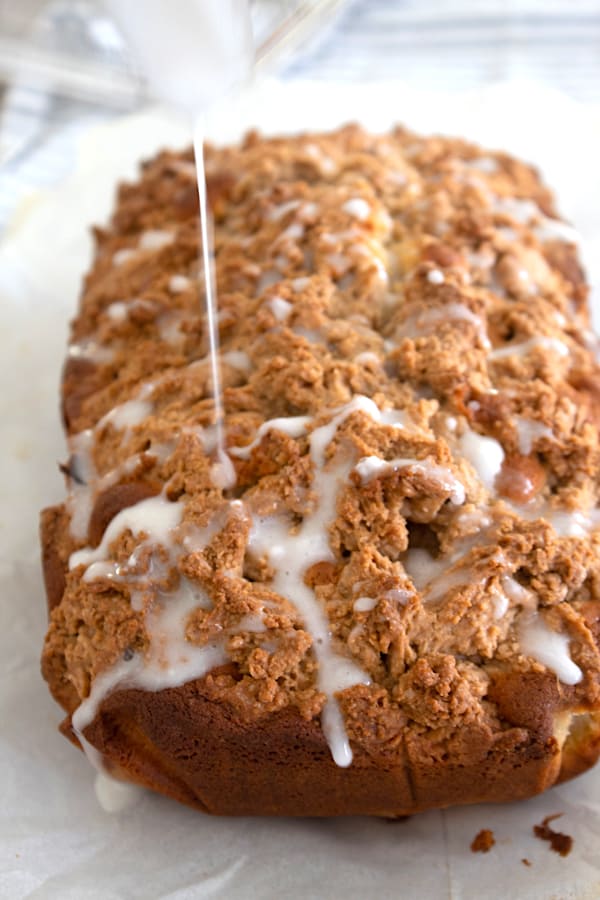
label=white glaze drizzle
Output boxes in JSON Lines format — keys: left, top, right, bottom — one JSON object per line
{"left": 158, "top": 311, "right": 185, "bottom": 345}
{"left": 395, "top": 302, "right": 490, "bottom": 349}
{"left": 300, "top": 201, "right": 318, "bottom": 219}
{"left": 69, "top": 494, "right": 184, "bottom": 573}
{"left": 519, "top": 615, "right": 583, "bottom": 684}
{"left": 343, "top": 197, "right": 371, "bottom": 221}
{"left": 257, "top": 270, "right": 281, "bottom": 293}
{"left": 467, "top": 248, "right": 495, "bottom": 270}
{"left": 105, "top": 298, "right": 158, "bottom": 325}
{"left": 67, "top": 450, "right": 150, "bottom": 542}
{"left": 493, "top": 228, "right": 517, "bottom": 251}
{"left": 209, "top": 454, "right": 237, "bottom": 490}
{"left": 70, "top": 500, "right": 242, "bottom": 772}
{"left": 493, "top": 197, "right": 541, "bottom": 224}
{"left": 268, "top": 199, "right": 300, "bottom": 221}
{"left": 320, "top": 229, "right": 358, "bottom": 247}
{"left": 237, "top": 613, "right": 267, "bottom": 633}
{"left": 458, "top": 428, "right": 505, "bottom": 490}
{"left": 112, "top": 228, "right": 175, "bottom": 267}
{"left": 547, "top": 510, "right": 592, "bottom": 538}
{"left": 102, "top": 398, "right": 153, "bottom": 431}
{"left": 370, "top": 254, "right": 389, "bottom": 283}
{"left": 112, "top": 248, "right": 136, "bottom": 267}
{"left": 279, "top": 223, "right": 304, "bottom": 242}
{"left": 291, "top": 276, "right": 310, "bottom": 292}
{"left": 67, "top": 339, "right": 114, "bottom": 363}
{"left": 425, "top": 564, "right": 482, "bottom": 604}
{"left": 292, "top": 325, "right": 323, "bottom": 345}
{"left": 106, "top": 301, "right": 129, "bottom": 322}
{"left": 427, "top": 268, "right": 445, "bottom": 285}
{"left": 354, "top": 455, "right": 465, "bottom": 505}
{"left": 383, "top": 588, "right": 412, "bottom": 605}
{"left": 193, "top": 121, "right": 235, "bottom": 494}
{"left": 303, "top": 142, "right": 336, "bottom": 175}
{"left": 94, "top": 772, "right": 143, "bottom": 813}
{"left": 65, "top": 384, "right": 160, "bottom": 540}
{"left": 326, "top": 252, "right": 351, "bottom": 276}
{"left": 401, "top": 548, "right": 446, "bottom": 591}
{"left": 354, "top": 351, "right": 380, "bottom": 366}
{"left": 506, "top": 499, "right": 600, "bottom": 539}
{"left": 268, "top": 296, "right": 292, "bottom": 321}
{"left": 354, "top": 596, "right": 378, "bottom": 613}
{"left": 403, "top": 548, "right": 481, "bottom": 603}
{"left": 388, "top": 170, "right": 407, "bottom": 186}
{"left": 221, "top": 350, "right": 252, "bottom": 372}
{"left": 535, "top": 219, "right": 580, "bottom": 245}
{"left": 513, "top": 416, "right": 553, "bottom": 455}
{"left": 65, "top": 429, "right": 96, "bottom": 539}
{"left": 491, "top": 589, "right": 509, "bottom": 619}
{"left": 168, "top": 274, "right": 192, "bottom": 293}
{"left": 248, "top": 397, "right": 386, "bottom": 766}
{"left": 72, "top": 641, "right": 228, "bottom": 770}
{"left": 466, "top": 156, "right": 498, "bottom": 174}
{"left": 230, "top": 415, "right": 311, "bottom": 459}
{"left": 492, "top": 196, "right": 580, "bottom": 245}
{"left": 489, "top": 335, "right": 569, "bottom": 361}
{"left": 139, "top": 229, "right": 175, "bottom": 250}
{"left": 501, "top": 575, "right": 534, "bottom": 605}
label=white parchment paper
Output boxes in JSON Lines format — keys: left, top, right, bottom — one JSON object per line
{"left": 2, "top": 80, "right": 600, "bottom": 900}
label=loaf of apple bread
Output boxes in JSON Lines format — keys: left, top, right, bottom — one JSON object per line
{"left": 41, "top": 124, "right": 600, "bottom": 816}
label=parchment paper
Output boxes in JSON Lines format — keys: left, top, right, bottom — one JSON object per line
{"left": 2, "top": 80, "right": 600, "bottom": 900}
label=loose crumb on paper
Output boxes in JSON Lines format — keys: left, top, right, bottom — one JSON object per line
{"left": 533, "top": 814, "right": 573, "bottom": 857}
{"left": 470, "top": 829, "right": 495, "bottom": 853}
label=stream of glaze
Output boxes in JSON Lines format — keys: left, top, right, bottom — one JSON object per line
{"left": 193, "top": 120, "right": 235, "bottom": 489}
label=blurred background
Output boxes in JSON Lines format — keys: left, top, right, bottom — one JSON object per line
{"left": 1, "top": 0, "right": 599, "bottom": 230}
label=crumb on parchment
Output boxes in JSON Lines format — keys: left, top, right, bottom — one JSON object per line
{"left": 470, "top": 828, "right": 496, "bottom": 852}
{"left": 533, "top": 813, "right": 573, "bottom": 857}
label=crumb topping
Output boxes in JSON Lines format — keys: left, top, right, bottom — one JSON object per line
{"left": 43, "top": 124, "right": 600, "bottom": 768}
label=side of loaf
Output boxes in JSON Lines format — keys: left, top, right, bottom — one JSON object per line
{"left": 41, "top": 124, "right": 600, "bottom": 816}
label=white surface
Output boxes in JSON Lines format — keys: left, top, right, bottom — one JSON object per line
{"left": 1, "top": 79, "right": 600, "bottom": 899}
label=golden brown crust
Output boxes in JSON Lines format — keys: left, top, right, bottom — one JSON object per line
{"left": 88, "top": 481, "right": 161, "bottom": 547}
{"left": 59, "top": 679, "right": 562, "bottom": 817}
{"left": 40, "top": 505, "right": 69, "bottom": 614}
{"left": 41, "top": 123, "right": 600, "bottom": 816}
